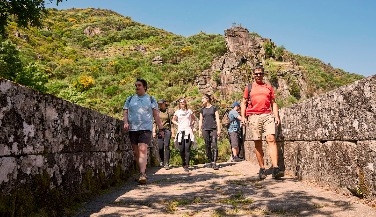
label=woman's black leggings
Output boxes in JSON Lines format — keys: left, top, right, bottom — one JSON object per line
{"left": 202, "top": 129, "right": 218, "bottom": 163}
{"left": 176, "top": 131, "right": 192, "bottom": 167}
{"left": 158, "top": 130, "right": 171, "bottom": 165}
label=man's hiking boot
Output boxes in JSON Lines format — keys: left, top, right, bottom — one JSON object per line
{"left": 183, "top": 165, "right": 189, "bottom": 172}
{"left": 138, "top": 173, "right": 147, "bottom": 185}
{"left": 212, "top": 163, "right": 219, "bottom": 170}
{"left": 272, "top": 167, "right": 284, "bottom": 179}
{"left": 258, "top": 168, "right": 267, "bottom": 180}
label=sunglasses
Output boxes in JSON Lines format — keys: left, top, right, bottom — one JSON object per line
{"left": 254, "top": 73, "right": 264, "bottom": 76}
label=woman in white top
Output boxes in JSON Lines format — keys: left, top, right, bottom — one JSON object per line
{"left": 172, "top": 98, "right": 196, "bottom": 172}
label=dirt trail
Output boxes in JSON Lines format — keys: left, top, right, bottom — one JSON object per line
{"left": 75, "top": 161, "right": 376, "bottom": 217}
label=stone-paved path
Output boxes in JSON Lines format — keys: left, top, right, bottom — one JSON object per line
{"left": 75, "top": 161, "right": 376, "bottom": 217}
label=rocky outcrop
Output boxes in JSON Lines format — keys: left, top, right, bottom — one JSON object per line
{"left": 197, "top": 26, "right": 308, "bottom": 105}
{"left": 84, "top": 26, "right": 102, "bottom": 36}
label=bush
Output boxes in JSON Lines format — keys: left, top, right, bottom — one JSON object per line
{"left": 73, "top": 75, "right": 95, "bottom": 91}
{"left": 0, "top": 39, "right": 23, "bottom": 80}
{"left": 15, "top": 62, "right": 48, "bottom": 93}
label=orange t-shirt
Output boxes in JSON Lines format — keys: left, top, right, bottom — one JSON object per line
{"left": 243, "top": 82, "right": 275, "bottom": 116}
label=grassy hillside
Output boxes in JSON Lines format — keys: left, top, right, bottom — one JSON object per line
{"left": 3, "top": 8, "right": 363, "bottom": 119}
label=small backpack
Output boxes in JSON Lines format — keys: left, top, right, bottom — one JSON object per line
{"left": 221, "top": 109, "right": 232, "bottom": 128}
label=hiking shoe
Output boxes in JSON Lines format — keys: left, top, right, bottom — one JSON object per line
{"left": 183, "top": 165, "right": 189, "bottom": 172}
{"left": 212, "top": 163, "right": 219, "bottom": 170}
{"left": 159, "top": 162, "right": 164, "bottom": 167}
{"left": 164, "top": 164, "right": 170, "bottom": 170}
{"left": 233, "top": 156, "right": 242, "bottom": 162}
{"left": 138, "top": 173, "right": 147, "bottom": 184}
{"left": 204, "top": 163, "right": 212, "bottom": 168}
{"left": 258, "top": 168, "right": 267, "bottom": 180}
{"left": 272, "top": 167, "right": 284, "bottom": 179}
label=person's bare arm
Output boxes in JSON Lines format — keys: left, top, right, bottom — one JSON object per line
{"left": 271, "top": 99, "right": 280, "bottom": 125}
{"left": 190, "top": 112, "right": 197, "bottom": 129}
{"left": 153, "top": 109, "right": 165, "bottom": 137}
{"left": 241, "top": 97, "right": 247, "bottom": 124}
{"left": 172, "top": 115, "right": 178, "bottom": 125}
{"left": 215, "top": 110, "right": 221, "bottom": 136}
{"left": 123, "top": 109, "right": 129, "bottom": 131}
{"left": 152, "top": 122, "right": 157, "bottom": 138}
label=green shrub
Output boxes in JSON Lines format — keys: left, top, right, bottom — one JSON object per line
{"left": 15, "top": 62, "right": 49, "bottom": 93}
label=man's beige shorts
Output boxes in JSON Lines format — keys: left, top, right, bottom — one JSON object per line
{"left": 245, "top": 113, "right": 276, "bottom": 140}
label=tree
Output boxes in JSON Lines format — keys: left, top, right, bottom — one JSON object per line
{"left": 0, "top": 0, "right": 65, "bottom": 37}
{"left": 0, "top": 39, "right": 23, "bottom": 79}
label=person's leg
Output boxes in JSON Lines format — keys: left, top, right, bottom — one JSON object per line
{"left": 254, "top": 140, "right": 265, "bottom": 168}
{"left": 136, "top": 131, "right": 152, "bottom": 184}
{"left": 184, "top": 135, "right": 192, "bottom": 168}
{"left": 177, "top": 131, "right": 186, "bottom": 167}
{"left": 202, "top": 130, "right": 212, "bottom": 164}
{"left": 265, "top": 134, "right": 278, "bottom": 167}
{"left": 229, "top": 132, "right": 239, "bottom": 160}
{"left": 164, "top": 130, "right": 171, "bottom": 166}
{"left": 248, "top": 115, "right": 266, "bottom": 179}
{"left": 210, "top": 130, "right": 219, "bottom": 170}
{"left": 137, "top": 142, "right": 148, "bottom": 174}
{"left": 157, "top": 136, "right": 164, "bottom": 166}
{"left": 129, "top": 131, "right": 140, "bottom": 172}
{"left": 264, "top": 114, "right": 284, "bottom": 179}
{"left": 264, "top": 113, "right": 278, "bottom": 167}
{"left": 132, "top": 144, "right": 139, "bottom": 170}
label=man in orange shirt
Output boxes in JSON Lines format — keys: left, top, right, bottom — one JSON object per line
{"left": 240, "top": 65, "right": 284, "bottom": 180}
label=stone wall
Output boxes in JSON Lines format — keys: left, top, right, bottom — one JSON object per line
{"left": 0, "top": 78, "right": 133, "bottom": 216}
{"left": 243, "top": 75, "right": 376, "bottom": 198}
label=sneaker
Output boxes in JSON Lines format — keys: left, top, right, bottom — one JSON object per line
{"left": 229, "top": 156, "right": 234, "bottom": 162}
{"left": 138, "top": 173, "right": 147, "bottom": 184}
{"left": 233, "top": 156, "right": 242, "bottom": 162}
{"left": 272, "top": 167, "right": 284, "bottom": 179}
{"left": 212, "top": 163, "right": 219, "bottom": 170}
{"left": 204, "top": 163, "right": 212, "bottom": 168}
{"left": 164, "top": 164, "right": 170, "bottom": 170}
{"left": 159, "top": 162, "right": 164, "bottom": 167}
{"left": 258, "top": 168, "right": 267, "bottom": 180}
{"left": 183, "top": 165, "right": 189, "bottom": 172}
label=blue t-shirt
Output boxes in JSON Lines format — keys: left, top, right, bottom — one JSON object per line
{"left": 228, "top": 109, "right": 240, "bottom": 132}
{"left": 123, "top": 94, "right": 158, "bottom": 131}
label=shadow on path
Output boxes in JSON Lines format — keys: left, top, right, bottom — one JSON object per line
{"left": 74, "top": 161, "right": 376, "bottom": 217}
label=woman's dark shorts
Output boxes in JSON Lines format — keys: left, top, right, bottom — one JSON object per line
{"left": 129, "top": 130, "right": 152, "bottom": 145}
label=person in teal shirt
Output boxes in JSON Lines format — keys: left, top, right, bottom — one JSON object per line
{"left": 123, "top": 78, "right": 164, "bottom": 184}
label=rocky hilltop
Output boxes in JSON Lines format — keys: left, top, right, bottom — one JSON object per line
{"left": 197, "top": 26, "right": 358, "bottom": 108}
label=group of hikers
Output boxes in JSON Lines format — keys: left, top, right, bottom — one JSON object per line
{"left": 123, "top": 65, "right": 284, "bottom": 185}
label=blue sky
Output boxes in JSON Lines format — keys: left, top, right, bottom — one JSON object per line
{"left": 46, "top": 0, "right": 376, "bottom": 77}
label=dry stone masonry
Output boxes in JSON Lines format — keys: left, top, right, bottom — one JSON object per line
{"left": 0, "top": 78, "right": 133, "bottom": 216}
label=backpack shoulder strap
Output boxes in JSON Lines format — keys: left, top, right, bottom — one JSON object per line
{"left": 125, "top": 95, "right": 134, "bottom": 105}
{"left": 247, "top": 83, "right": 252, "bottom": 101}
